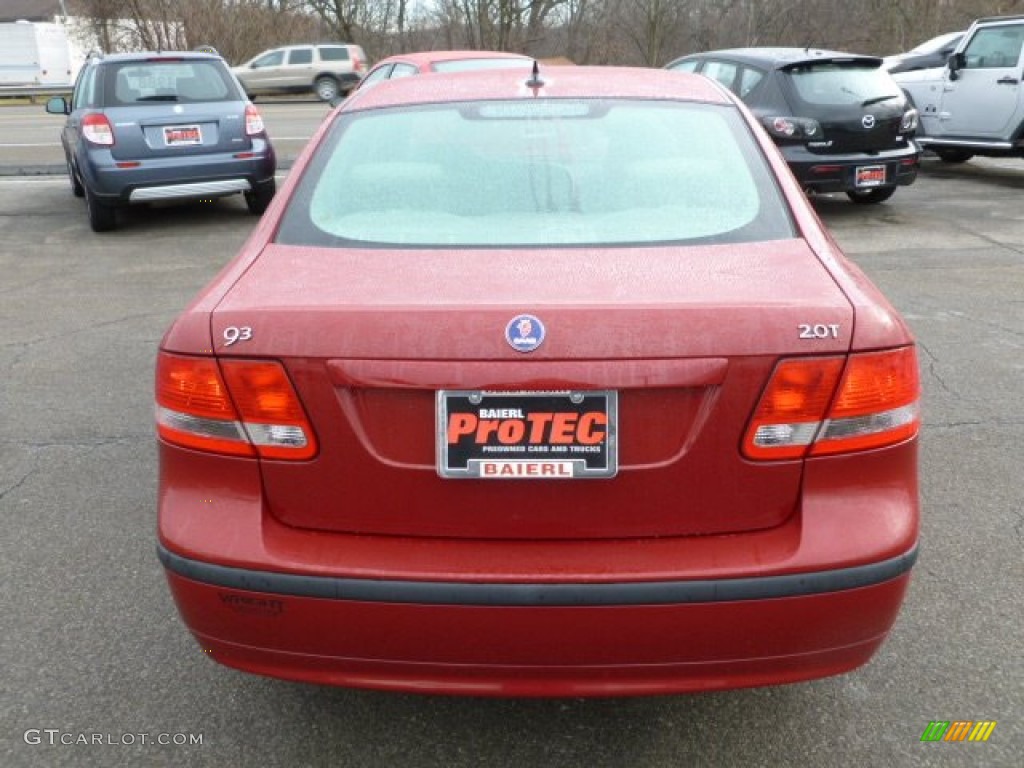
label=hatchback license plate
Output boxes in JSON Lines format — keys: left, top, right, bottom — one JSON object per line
{"left": 855, "top": 164, "right": 886, "bottom": 188}
{"left": 437, "top": 391, "right": 617, "bottom": 479}
{"left": 164, "top": 125, "right": 201, "bottom": 146}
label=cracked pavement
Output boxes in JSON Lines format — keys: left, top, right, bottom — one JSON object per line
{"left": 1, "top": 155, "right": 1021, "bottom": 767}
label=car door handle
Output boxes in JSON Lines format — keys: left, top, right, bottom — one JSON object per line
{"left": 997, "top": 76, "right": 1019, "bottom": 84}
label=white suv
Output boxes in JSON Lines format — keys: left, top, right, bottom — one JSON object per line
{"left": 895, "top": 15, "right": 1024, "bottom": 162}
{"left": 232, "top": 44, "right": 368, "bottom": 101}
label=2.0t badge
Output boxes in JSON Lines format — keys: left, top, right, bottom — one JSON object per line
{"left": 505, "top": 314, "right": 545, "bottom": 353}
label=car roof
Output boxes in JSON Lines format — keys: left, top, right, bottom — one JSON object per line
{"left": 375, "top": 50, "right": 532, "bottom": 68}
{"left": 345, "top": 65, "right": 733, "bottom": 110}
{"left": 676, "top": 47, "right": 882, "bottom": 69}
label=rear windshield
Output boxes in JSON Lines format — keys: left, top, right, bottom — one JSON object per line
{"left": 276, "top": 99, "right": 794, "bottom": 248}
{"left": 783, "top": 62, "right": 900, "bottom": 107}
{"left": 104, "top": 59, "right": 241, "bottom": 105}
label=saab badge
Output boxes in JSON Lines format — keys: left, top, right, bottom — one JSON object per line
{"left": 506, "top": 314, "right": 545, "bottom": 353}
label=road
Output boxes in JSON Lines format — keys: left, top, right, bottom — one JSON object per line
{"left": 0, "top": 146, "right": 1021, "bottom": 765}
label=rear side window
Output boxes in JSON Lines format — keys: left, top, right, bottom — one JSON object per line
{"left": 72, "top": 64, "right": 99, "bottom": 109}
{"left": 738, "top": 67, "right": 765, "bottom": 97}
{"left": 702, "top": 60, "right": 739, "bottom": 91}
{"left": 105, "top": 60, "right": 240, "bottom": 105}
{"left": 277, "top": 99, "right": 794, "bottom": 248}
{"left": 390, "top": 63, "right": 418, "bottom": 79}
{"left": 667, "top": 59, "right": 700, "bottom": 73}
{"left": 318, "top": 47, "right": 351, "bottom": 62}
{"left": 783, "top": 62, "right": 899, "bottom": 107}
{"left": 288, "top": 48, "right": 313, "bottom": 65}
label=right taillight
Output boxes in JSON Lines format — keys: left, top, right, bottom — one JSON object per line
{"left": 156, "top": 352, "right": 317, "bottom": 460}
{"left": 244, "top": 103, "right": 265, "bottom": 136}
{"left": 82, "top": 113, "right": 114, "bottom": 146}
{"left": 743, "top": 346, "right": 920, "bottom": 461}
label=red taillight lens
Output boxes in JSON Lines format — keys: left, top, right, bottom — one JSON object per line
{"left": 244, "top": 103, "right": 265, "bottom": 136}
{"left": 220, "top": 360, "right": 317, "bottom": 460}
{"left": 743, "top": 346, "right": 920, "bottom": 460}
{"left": 82, "top": 113, "right": 114, "bottom": 146}
{"left": 156, "top": 353, "right": 317, "bottom": 460}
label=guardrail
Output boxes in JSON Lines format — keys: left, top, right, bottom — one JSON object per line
{"left": 0, "top": 84, "right": 73, "bottom": 102}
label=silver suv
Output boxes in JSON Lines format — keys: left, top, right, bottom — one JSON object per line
{"left": 232, "top": 44, "right": 368, "bottom": 102}
{"left": 895, "top": 15, "right": 1024, "bottom": 162}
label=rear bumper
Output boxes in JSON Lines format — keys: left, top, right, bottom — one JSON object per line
{"left": 781, "top": 142, "right": 920, "bottom": 194}
{"left": 162, "top": 556, "right": 913, "bottom": 697}
{"left": 158, "top": 439, "right": 919, "bottom": 696}
{"left": 78, "top": 138, "right": 276, "bottom": 204}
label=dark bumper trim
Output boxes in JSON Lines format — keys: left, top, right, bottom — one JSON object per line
{"left": 158, "top": 542, "right": 918, "bottom": 607}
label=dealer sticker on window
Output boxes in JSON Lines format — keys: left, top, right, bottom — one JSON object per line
{"left": 437, "top": 391, "right": 617, "bottom": 479}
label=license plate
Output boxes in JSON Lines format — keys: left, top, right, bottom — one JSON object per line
{"left": 855, "top": 164, "right": 886, "bottom": 188}
{"left": 437, "top": 391, "right": 617, "bottom": 479}
{"left": 163, "top": 125, "right": 201, "bottom": 146}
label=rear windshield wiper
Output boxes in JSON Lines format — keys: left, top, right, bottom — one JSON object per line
{"left": 862, "top": 94, "right": 898, "bottom": 106}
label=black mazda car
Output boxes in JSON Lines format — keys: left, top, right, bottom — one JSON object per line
{"left": 667, "top": 48, "right": 920, "bottom": 204}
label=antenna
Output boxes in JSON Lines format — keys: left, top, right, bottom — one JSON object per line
{"left": 526, "top": 60, "right": 544, "bottom": 89}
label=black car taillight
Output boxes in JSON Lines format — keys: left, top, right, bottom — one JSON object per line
{"left": 900, "top": 108, "right": 919, "bottom": 133}
{"left": 760, "top": 116, "right": 822, "bottom": 141}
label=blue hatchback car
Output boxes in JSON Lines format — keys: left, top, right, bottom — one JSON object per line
{"left": 46, "top": 51, "right": 276, "bottom": 232}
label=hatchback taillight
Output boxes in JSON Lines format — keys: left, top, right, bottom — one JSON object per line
{"left": 761, "top": 115, "right": 822, "bottom": 141}
{"left": 743, "top": 346, "right": 920, "bottom": 460}
{"left": 156, "top": 352, "right": 317, "bottom": 460}
{"left": 244, "top": 104, "right": 265, "bottom": 136}
{"left": 82, "top": 113, "right": 114, "bottom": 146}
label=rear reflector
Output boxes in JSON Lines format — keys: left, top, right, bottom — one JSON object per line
{"left": 743, "top": 347, "right": 919, "bottom": 460}
{"left": 156, "top": 352, "right": 316, "bottom": 460}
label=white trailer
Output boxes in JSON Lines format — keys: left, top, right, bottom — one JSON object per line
{"left": 0, "top": 21, "right": 74, "bottom": 86}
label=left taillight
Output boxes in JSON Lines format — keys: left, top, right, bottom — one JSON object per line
{"left": 244, "top": 103, "right": 265, "bottom": 136}
{"left": 743, "top": 346, "right": 920, "bottom": 461}
{"left": 156, "top": 352, "right": 317, "bottom": 460}
{"left": 82, "top": 113, "right": 114, "bottom": 146}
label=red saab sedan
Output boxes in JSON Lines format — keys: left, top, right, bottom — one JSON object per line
{"left": 156, "top": 65, "right": 920, "bottom": 697}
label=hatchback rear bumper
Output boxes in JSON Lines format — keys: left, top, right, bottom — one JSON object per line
{"left": 782, "top": 143, "right": 920, "bottom": 194}
{"left": 78, "top": 139, "right": 275, "bottom": 204}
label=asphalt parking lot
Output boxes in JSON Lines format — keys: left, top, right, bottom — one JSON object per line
{"left": 0, "top": 103, "right": 1021, "bottom": 767}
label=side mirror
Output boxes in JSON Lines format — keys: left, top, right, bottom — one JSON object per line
{"left": 948, "top": 51, "right": 965, "bottom": 81}
{"left": 45, "top": 96, "right": 70, "bottom": 115}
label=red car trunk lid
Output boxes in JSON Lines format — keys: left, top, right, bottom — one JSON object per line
{"left": 211, "top": 240, "right": 852, "bottom": 539}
